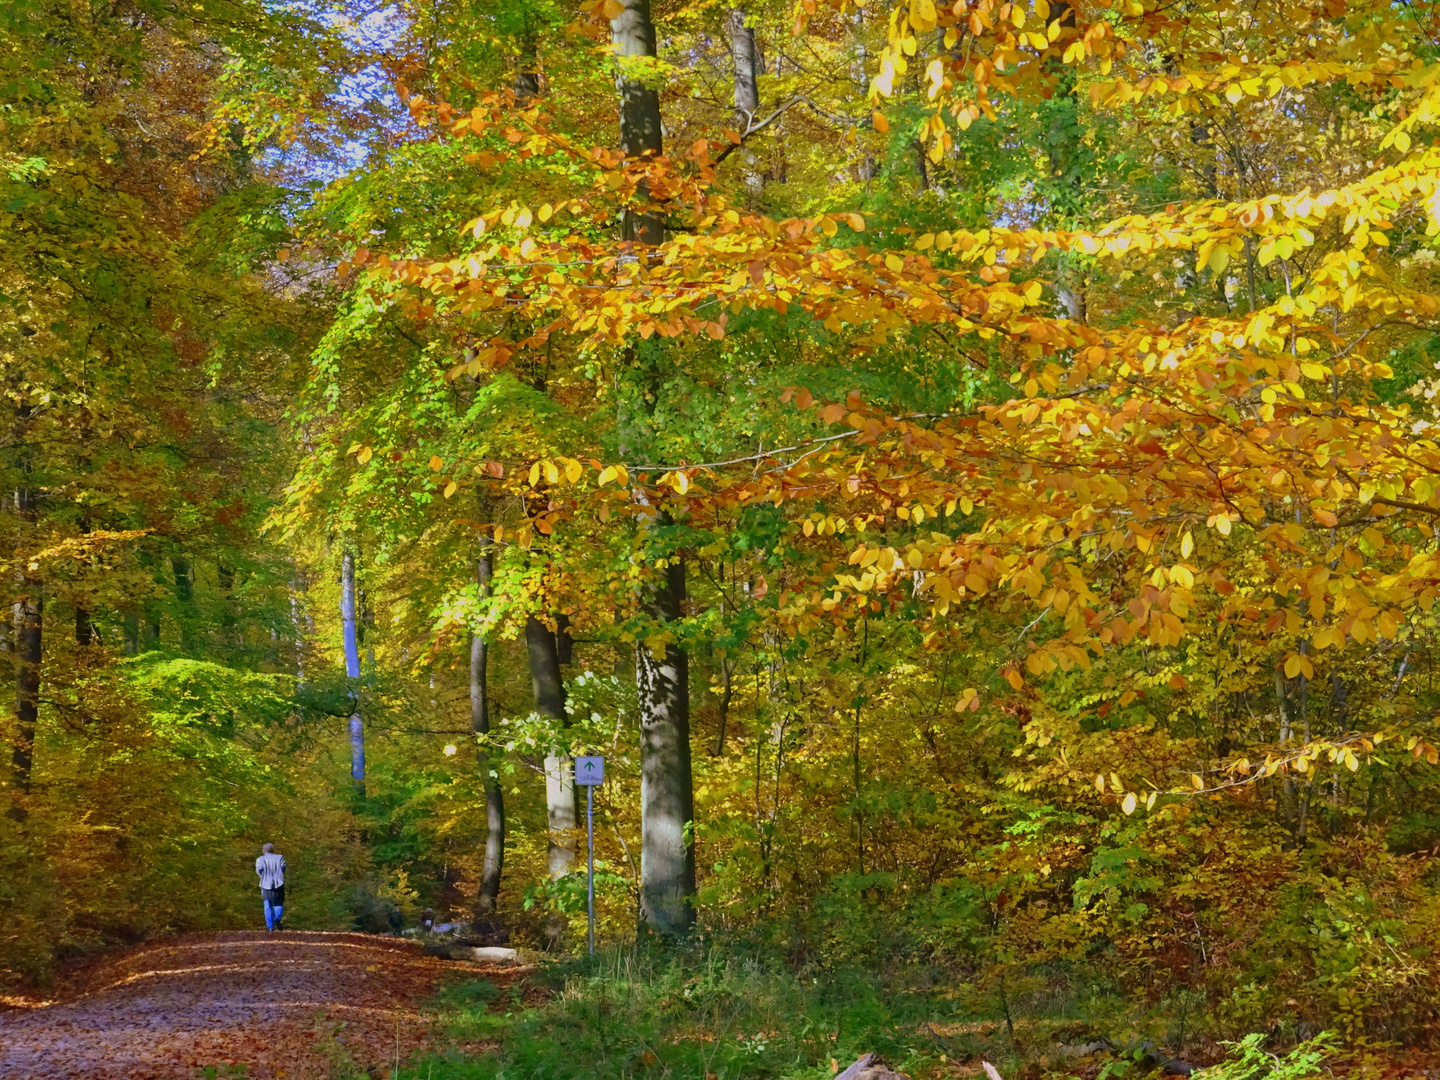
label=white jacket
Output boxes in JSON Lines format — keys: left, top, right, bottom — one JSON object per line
{"left": 255, "top": 852, "right": 286, "bottom": 890}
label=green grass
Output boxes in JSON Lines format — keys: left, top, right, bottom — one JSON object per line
{"left": 399, "top": 945, "right": 962, "bottom": 1080}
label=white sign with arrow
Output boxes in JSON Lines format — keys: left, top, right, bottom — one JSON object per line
{"left": 575, "top": 755, "right": 604, "bottom": 785}
{"left": 574, "top": 755, "right": 604, "bottom": 955}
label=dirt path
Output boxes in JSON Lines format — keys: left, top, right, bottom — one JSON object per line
{"left": 0, "top": 931, "right": 481, "bottom": 1080}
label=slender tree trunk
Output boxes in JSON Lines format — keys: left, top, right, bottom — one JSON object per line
{"left": 75, "top": 607, "right": 93, "bottom": 647}
{"left": 290, "top": 577, "right": 308, "bottom": 683}
{"left": 610, "top": 0, "right": 665, "bottom": 243}
{"left": 1041, "top": 0, "right": 1087, "bottom": 323}
{"left": 636, "top": 532, "right": 697, "bottom": 936}
{"left": 171, "top": 555, "right": 197, "bottom": 654}
{"left": 514, "top": 26, "right": 541, "bottom": 102}
{"left": 341, "top": 550, "right": 365, "bottom": 790}
{"left": 729, "top": 8, "right": 760, "bottom": 121}
{"left": 472, "top": 541, "right": 504, "bottom": 917}
{"left": 729, "top": 7, "right": 765, "bottom": 202}
{"left": 528, "top": 615, "right": 576, "bottom": 879}
{"left": 10, "top": 485, "right": 41, "bottom": 814}
{"left": 123, "top": 611, "right": 139, "bottom": 655}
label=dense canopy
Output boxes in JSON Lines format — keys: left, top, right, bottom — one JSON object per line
{"left": 5, "top": 0, "right": 1440, "bottom": 1072}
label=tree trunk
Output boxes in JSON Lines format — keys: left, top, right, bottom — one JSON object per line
{"left": 636, "top": 539, "right": 697, "bottom": 936}
{"left": 1040, "top": 0, "right": 1087, "bottom": 323}
{"left": 610, "top": 0, "right": 665, "bottom": 243}
{"left": 514, "top": 25, "right": 541, "bottom": 102}
{"left": 528, "top": 614, "right": 576, "bottom": 879}
{"left": 10, "top": 485, "right": 41, "bottom": 813}
{"left": 472, "top": 542, "right": 504, "bottom": 917}
{"left": 729, "top": 8, "right": 761, "bottom": 121}
{"left": 729, "top": 7, "right": 766, "bottom": 202}
{"left": 122, "top": 611, "right": 139, "bottom": 655}
{"left": 611, "top": 0, "right": 698, "bottom": 936}
{"left": 341, "top": 550, "right": 365, "bottom": 790}
{"left": 172, "top": 556, "right": 196, "bottom": 654}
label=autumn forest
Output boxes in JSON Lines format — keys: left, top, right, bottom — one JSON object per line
{"left": 4, "top": 0, "right": 1440, "bottom": 1077}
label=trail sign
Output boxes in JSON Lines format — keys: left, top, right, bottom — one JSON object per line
{"left": 574, "top": 755, "right": 605, "bottom": 956}
{"left": 575, "top": 756, "right": 604, "bottom": 785}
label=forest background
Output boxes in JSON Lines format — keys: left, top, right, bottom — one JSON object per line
{"left": 5, "top": 0, "right": 1440, "bottom": 1074}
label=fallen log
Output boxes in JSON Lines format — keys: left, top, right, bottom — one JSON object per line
{"left": 834, "top": 1053, "right": 910, "bottom": 1080}
{"left": 421, "top": 944, "right": 532, "bottom": 964}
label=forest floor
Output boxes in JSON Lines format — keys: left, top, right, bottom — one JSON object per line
{"left": 0, "top": 930, "right": 498, "bottom": 1080}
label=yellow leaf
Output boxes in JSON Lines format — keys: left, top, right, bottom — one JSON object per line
{"left": 356, "top": 446, "right": 373, "bottom": 465}
{"left": 1094, "top": 773, "right": 1106, "bottom": 793}
{"left": 563, "top": 458, "right": 583, "bottom": 484}
{"left": 598, "top": 465, "right": 618, "bottom": 486}
{"left": 1190, "top": 773, "right": 1204, "bottom": 790}
{"left": 542, "top": 459, "right": 560, "bottom": 484}
{"left": 873, "top": 111, "right": 890, "bottom": 133}
{"left": 1225, "top": 83, "right": 1243, "bottom": 104}
{"left": 915, "top": 233, "right": 935, "bottom": 250}
{"left": 538, "top": 203, "right": 554, "bottom": 221}
{"left": 1122, "top": 792, "right": 1138, "bottom": 815}
{"left": 1284, "top": 653, "right": 1303, "bottom": 680}
{"left": 1004, "top": 668, "right": 1024, "bottom": 691}
{"left": 429, "top": 455, "right": 443, "bottom": 471}
{"left": 528, "top": 461, "right": 541, "bottom": 486}
{"left": 846, "top": 213, "right": 866, "bottom": 232}
{"left": 444, "top": 480, "right": 458, "bottom": 499}
{"left": 1180, "top": 531, "right": 1193, "bottom": 558}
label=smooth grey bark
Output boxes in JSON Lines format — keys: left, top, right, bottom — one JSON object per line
{"left": 289, "top": 578, "right": 307, "bottom": 684}
{"left": 610, "top": 0, "right": 698, "bottom": 936}
{"left": 728, "top": 8, "right": 761, "bottom": 121}
{"left": 636, "top": 540, "right": 697, "bottom": 935}
{"left": 472, "top": 542, "right": 504, "bottom": 916}
{"left": 610, "top": 0, "right": 665, "bottom": 243}
{"left": 10, "top": 485, "right": 41, "bottom": 811}
{"left": 528, "top": 614, "right": 576, "bottom": 879}
{"left": 728, "top": 7, "right": 766, "bottom": 201}
{"left": 341, "top": 550, "right": 364, "bottom": 789}
{"left": 122, "top": 611, "right": 139, "bottom": 655}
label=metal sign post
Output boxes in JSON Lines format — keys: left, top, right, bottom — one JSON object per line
{"left": 574, "top": 756, "right": 605, "bottom": 957}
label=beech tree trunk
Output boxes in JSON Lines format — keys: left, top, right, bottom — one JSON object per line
{"left": 172, "top": 556, "right": 196, "bottom": 654}
{"left": 610, "top": 0, "right": 665, "bottom": 243}
{"left": 636, "top": 536, "right": 697, "bottom": 935}
{"left": 341, "top": 550, "right": 365, "bottom": 790}
{"left": 1041, "top": 0, "right": 1087, "bottom": 323}
{"left": 528, "top": 614, "right": 576, "bottom": 879}
{"left": 610, "top": 0, "right": 698, "bottom": 936}
{"left": 472, "top": 542, "right": 504, "bottom": 916}
{"left": 10, "top": 485, "right": 41, "bottom": 811}
{"left": 729, "top": 8, "right": 761, "bottom": 122}
{"left": 514, "top": 26, "right": 540, "bottom": 102}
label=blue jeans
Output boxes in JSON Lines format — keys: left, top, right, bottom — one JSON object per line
{"left": 262, "top": 887, "right": 285, "bottom": 930}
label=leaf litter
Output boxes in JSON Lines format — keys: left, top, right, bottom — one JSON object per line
{"left": 0, "top": 930, "right": 485, "bottom": 1079}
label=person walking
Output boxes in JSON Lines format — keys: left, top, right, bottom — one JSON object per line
{"left": 256, "top": 843, "right": 287, "bottom": 932}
